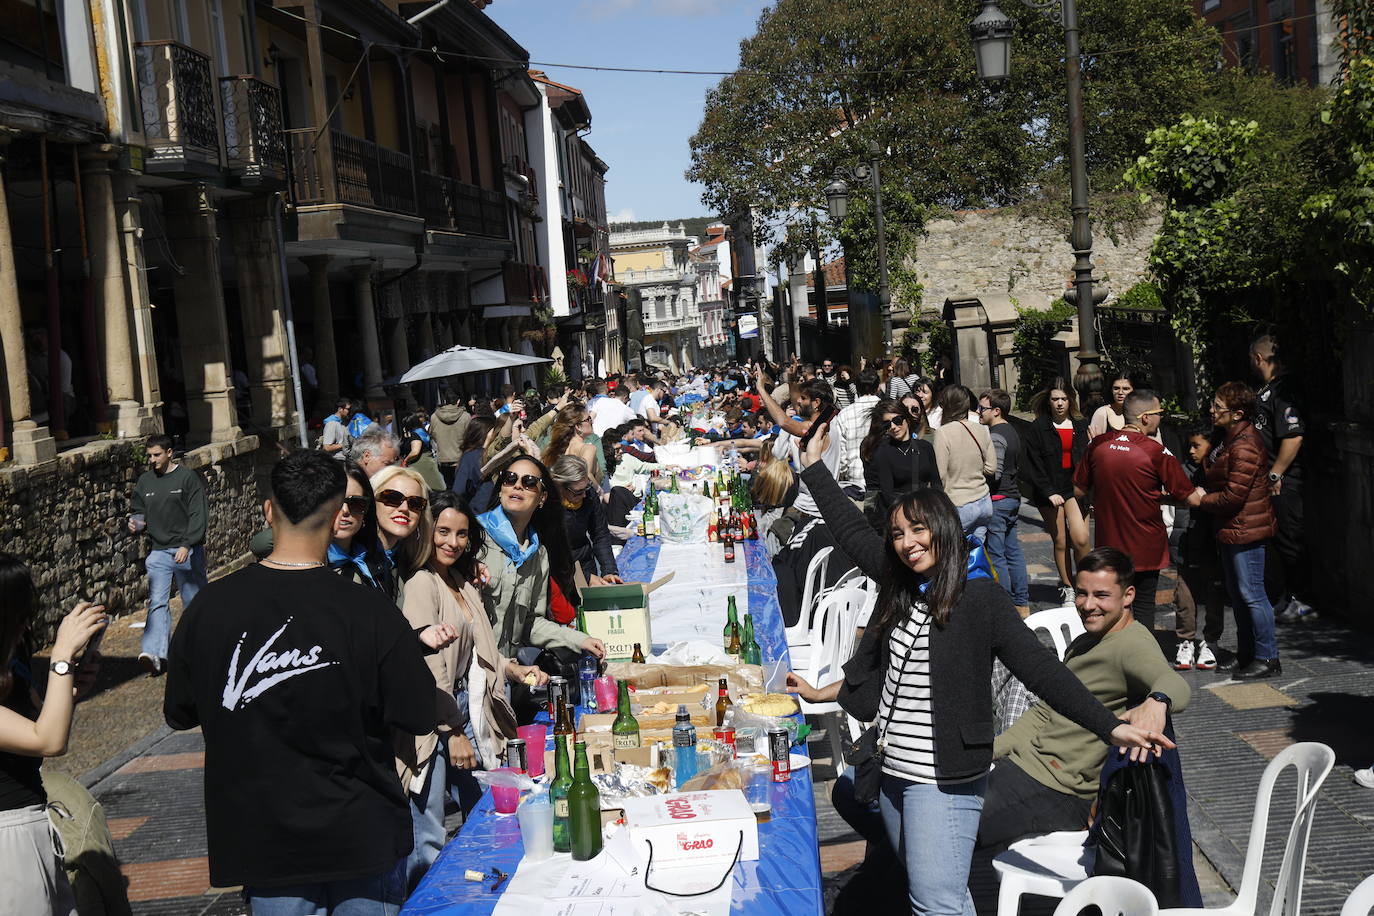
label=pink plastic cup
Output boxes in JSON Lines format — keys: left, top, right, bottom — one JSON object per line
{"left": 516, "top": 725, "right": 547, "bottom": 778}
{"left": 593, "top": 675, "right": 618, "bottom": 713}
{"left": 491, "top": 767, "right": 521, "bottom": 815}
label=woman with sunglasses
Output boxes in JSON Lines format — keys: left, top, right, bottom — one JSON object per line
{"left": 551, "top": 455, "right": 622, "bottom": 586}
{"left": 478, "top": 456, "right": 605, "bottom": 663}
{"left": 369, "top": 466, "right": 433, "bottom": 608}
{"left": 398, "top": 492, "right": 547, "bottom": 890}
{"left": 327, "top": 463, "right": 390, "bottom": 587}
{"left": 861, "top": 399, "right": 942, "bottom": 526}
{"left": 542, "top": 403, "right": 602, "bottom": 484}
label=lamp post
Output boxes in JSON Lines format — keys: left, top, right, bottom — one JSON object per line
{"left": 824, "top": 140, "right": 893, "bottom": 360}
{"left": 969, "top": 0, "right": 1104, "bottom": 406}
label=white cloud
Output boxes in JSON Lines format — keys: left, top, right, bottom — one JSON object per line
{"left": 609, "top": 207, "right": 637, "bottom": 223}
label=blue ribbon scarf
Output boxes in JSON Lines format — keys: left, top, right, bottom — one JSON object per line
{"left": 478, "top": 506, "right": 541, "bottom": 568}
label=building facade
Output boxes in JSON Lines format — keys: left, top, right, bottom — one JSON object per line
{"left": 610, "top": 222, "right": 700, "bottom": 372}
{"left": 1195, "top": 0, "right": 1340, "bottom": 86}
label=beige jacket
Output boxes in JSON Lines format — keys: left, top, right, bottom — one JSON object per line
{"left": 934, "top": 418, "right": 997, "bottom": 508}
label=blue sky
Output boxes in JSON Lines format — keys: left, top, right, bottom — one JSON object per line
{"left": 487, "top": 0, "right": 771, "bottom": 223}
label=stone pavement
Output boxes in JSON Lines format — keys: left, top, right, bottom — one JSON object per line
{"left": 47, "top": 501, "right": 1374, "bottom": 914}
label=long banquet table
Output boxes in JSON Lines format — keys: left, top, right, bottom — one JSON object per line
{"left": 401, "top": 537, "right": 824, "bottom": 915}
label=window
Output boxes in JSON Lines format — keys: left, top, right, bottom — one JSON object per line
{"left": 0, "top": 0, "right": 66, "bottom": 81}
{"left": 1227, "top": 11, "right": 1256, "bottom": 72}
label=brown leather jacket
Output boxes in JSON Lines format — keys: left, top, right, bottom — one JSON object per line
{"left": 1201, "top": 420, "right": 1276, "bottom": 545}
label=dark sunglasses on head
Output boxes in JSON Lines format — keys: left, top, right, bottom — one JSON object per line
{"left": 376, "top": 489, "right": 428, "bottom": 513}
{"left": 341, "top": 496, "right": 369, "bottom": 515}
{"left": 499, "top": 470, "right": 543, "bottom": 491}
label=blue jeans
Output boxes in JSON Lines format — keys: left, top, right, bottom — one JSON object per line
{"left": 406, "top": 751, "right": 447, "bottom": 894}
{"left": 244, "top": 860, "right": 405, "bottom": 915}
{"left": 955, "top": 494, "right": 994, "bottom": 546}
{"left": 143, "top": 546, "right": 207, "bottom": 660}
{"left": 879, "top": 774, "right": 987, "bottom": 915}
{"left": 985, "top": 497, "right": 1029, "bottom": 606}
{"left": 446, "top": 689, "right": 484, "bottom": 817}
{"left": 1219, "top": 541, "right": 1277, "bottom": 660}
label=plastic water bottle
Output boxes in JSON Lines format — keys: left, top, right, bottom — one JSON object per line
{"left": 579, "top": 653, "right": 598, "bottom": 710}
{"left": 672, "top": 704, "right": 698, "bottom": 789}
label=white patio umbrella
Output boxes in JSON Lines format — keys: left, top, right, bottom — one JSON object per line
{"left": 397, "top": 345, "right": 551, "bottom": 384}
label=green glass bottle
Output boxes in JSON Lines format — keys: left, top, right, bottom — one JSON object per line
{"left": 670, "top": 473, "right": 680, "bottom": 494}
{"left": 741, "top": 613, "right": 762, "bottom": 666}
{"left": 550, "top": 733, "right": 573, "bottom": 853}
{"left": 568, "top": 741, "right": 603, "bottom": 861}
{"left": 723, "top": 596, "right": 741, "bottom": 662}
{"left": 611, "top": 680, "right": 641, "bottom": 748}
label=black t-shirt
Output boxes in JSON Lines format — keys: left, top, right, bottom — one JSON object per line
{"left": 0, "top": 647, "right": 44, "bottom": 811}
{"left": 163, "top": 564, "right": 435, "bottom": 889}
{"left": 1255, "top": 373, "right": 1304, "bottom": 480}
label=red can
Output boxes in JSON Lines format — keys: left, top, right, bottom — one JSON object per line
{"left": 767, "top": 727, "right": 791, "bottom": 783}
{"left": 713, "top": 726, "right": 737, "bottom": 759}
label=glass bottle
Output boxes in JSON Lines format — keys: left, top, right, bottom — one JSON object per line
{"left": 550, "top": 732, "right": 573, "bottom": 853}
{"left": 714, "top": 677, "right": 732, "bottom": 727}
{"left": 568, "top": 741, "right": 603, "bottom": 861}
{"left": 553, "top": 692, "right": 576, "bottom": 759}
{"left": 670, "top": 472, "right": 680, "bottom": 494}
{"left": 741, "top": 613, "right": 762, "bottom": 666}
{"left": 631, "top": 642, "right": 646, "bottom": 664}
{"left": 723, "top": 596, "right": 741, "bottom": 659}
{"left": 642, "top": 501, "right": 656, "bottom": 539}
{"left": 612, "top": 680, "right": 641, "bottom": 748}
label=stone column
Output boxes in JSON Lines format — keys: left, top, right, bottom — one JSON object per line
{"left": 227, "top": 198, "right": 294, "bottom": 433}
{"left": 163, "top": 185, "right": 239, "bottom": 445}
{"left": 417, "top": 311, "right": 435, "bottom": 361}
{"left": 303, "top": 256, "right": 338, "bottom": 409}
{"left": 0, "top": 130, "right": 57, "bottom": 464}
{"left": 435, "top": 311, "right": 453, "bottom": 350}
{"left": 387, "top": 314, "right": 410, "bottom": 400}
{"left": 351, "top": 262, "right": 385, "bottom": 399}
{"left": 113, "top": 173, "right": 163, "bottom": 432}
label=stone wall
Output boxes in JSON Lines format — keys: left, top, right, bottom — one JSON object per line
{"left": 908, "top": 207, "right": 1163, "bottom": 315}
{"left": 0, "top": 435, "right": 266, "bottom": 638}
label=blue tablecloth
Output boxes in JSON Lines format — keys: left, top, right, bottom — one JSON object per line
{"left": 402, "top": 538, "right": 824, "bottom": 915}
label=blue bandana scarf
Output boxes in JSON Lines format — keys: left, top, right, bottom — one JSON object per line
{"left": 328, "top": 541, "right": 378, "bottom": 585}
{"left": 478, "top": 506, "right": 540, "bottom": 567}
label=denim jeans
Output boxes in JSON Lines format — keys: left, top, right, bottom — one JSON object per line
{"left": 955, "top": 494, "right": 994, "bottom": 546}
{"left": 244, "top": 860, "right": 404, "bottom": 915}
{"left": 984, "top": 497, "right": 1029, "bottom": 606}
{"left": 143, "top": 546, "right": 207, "bottom": 660}
{"left": 405, "top": 751, "right": 447, "bottom": 894}
{"left": 1219, "top": 541, "right": 1277, "bottom": 660}
{"left": 447, "top": 688, "right": 484, "bottom": 817}
{"left": 879, "top": 773, "right": 987, "bottom": 915}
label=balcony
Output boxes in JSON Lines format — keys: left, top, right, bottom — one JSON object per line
{"left": 503, "top": 261, "right": 549, "bottom": 305}
{"left": 287, "top": 128, "right": 415, "bottom": 215}
{"left": 220, "top": 76, "right": 286, "bottom": 185}
{"left": 135, "top": 41, "right": 221, "bottom": 176}
{"left": 419, "top": 171, "right": 507, "bottom": 238}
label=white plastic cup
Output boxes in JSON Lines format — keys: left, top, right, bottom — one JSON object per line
{"left": 517, "top": 795, "right": 554, "bottom": 862}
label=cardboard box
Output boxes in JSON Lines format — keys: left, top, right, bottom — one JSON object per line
{"left": 605, "top": 662, "right": 766, "bottom": 696}
{"left": 620, "top": 790, "right": 760, "bottom": 872}
{"left": 577, "top": 572, "right": 675, "bottom": 662}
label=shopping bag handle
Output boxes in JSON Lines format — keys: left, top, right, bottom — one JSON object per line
{"left": 642, "top": 829, "right": 744, "bottom": 897}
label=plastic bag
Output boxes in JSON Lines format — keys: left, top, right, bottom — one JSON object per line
{"left": 471, "top": 769, "right": 542, "bottom": 794}
{"left": 656, "top": 493, "right": 713, "bottom": 543}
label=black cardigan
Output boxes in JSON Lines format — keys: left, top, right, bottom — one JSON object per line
{"left": 563, "top": 494, "right": 619, "bottom": 579}
{"left": 864, "top": 437, "right": 942, "bottom": 504}
{"left": 800, "top": 462, "right": 1121, "bottom": 780}
{"left": 1023, "top": 415, "right": 1091, "bottom": 505}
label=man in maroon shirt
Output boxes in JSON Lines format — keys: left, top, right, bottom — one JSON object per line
{"left": 1074, "top": 390, "right": 1201, "bottom": 629}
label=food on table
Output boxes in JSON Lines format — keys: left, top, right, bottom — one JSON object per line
{"left": 742, "top": 693, "right": 799, "bottom": 717}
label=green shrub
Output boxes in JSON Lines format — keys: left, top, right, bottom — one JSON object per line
{"left": 1012, "top": 298, "right": 1075, "bottom": 410}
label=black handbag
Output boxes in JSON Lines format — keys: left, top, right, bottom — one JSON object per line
{"left": 840, "top": 614, "right": 929, "bottom": 805}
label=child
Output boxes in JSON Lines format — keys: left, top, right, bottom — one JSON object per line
{"left": 1173, "top": 427, "right": 1226, "bottom": 670}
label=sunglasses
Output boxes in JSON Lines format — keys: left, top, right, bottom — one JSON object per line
{"left": 376, "top": 490, "right": 428, "bottom": 513}
{"left": 499, "top": 470, "right": 544, "bottom": 491}
{"left": 340, "top": 496, "right": 369, "bottom": 515}
{"left": 564, "top": 484, "right": 591, "bottom": 497}
{"left": 886, "top": 415, "right": 909, "bottom": 427}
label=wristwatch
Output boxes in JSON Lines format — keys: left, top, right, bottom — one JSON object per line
{"left": 1148, "top": 691, "right": 1172, "bottom": 710}
{"left": 49, "top": 659, "right": 75, "bottom": 676}
{"left": 1268, "top": 472, "right": 1281, "bottom": 482}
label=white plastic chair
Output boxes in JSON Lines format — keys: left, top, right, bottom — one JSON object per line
{"left": 1341, "top": 874, "right": 1374, "bottom": 916}
{"left": 1024, "top": 605, "right": 1085, "bottom": 661}
{"left": 795, "top": 586, "right": 864, "bottom": 776}
{"left": 786, "top": 546, "right": 833, "bottom": 669}
{"left": 993, "top": 829, "right": 1093, "bottom": 915}
{"left": 1055, "top": 876, "right": 1160, "bottom": 915}
{"left": 1160, "top": 742, "right": 1335, "bottom": 916}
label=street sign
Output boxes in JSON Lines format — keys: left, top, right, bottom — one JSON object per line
{"left": 738, "top": 314, "right": 759, "bottom": 339}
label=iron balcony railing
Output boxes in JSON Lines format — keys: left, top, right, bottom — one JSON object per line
{"left": 419, "top": 171, "right": 507, "bottom": 238}
{"left": 220, "top": 75, "right": 286, "bottom": 183}
{"left": 135, "top": 40, "right": 220, "bottom": 168}
{"left": 287, "top": 127, "right": 415, "bottom": 215}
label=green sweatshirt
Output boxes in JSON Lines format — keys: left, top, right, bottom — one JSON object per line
{"left": 994, "top": 620, "right": 1190, "bottom": 799}
{"left": 132, "top": 464, "right": 208, "bottom": 551}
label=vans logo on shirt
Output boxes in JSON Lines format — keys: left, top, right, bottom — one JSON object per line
{"left": 221, "top": 618, "right": 336, "bottom": 711}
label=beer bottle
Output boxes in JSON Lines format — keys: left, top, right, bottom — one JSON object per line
{"left": 631, "top": 642, "right": 646, "bottom": 664}
{"left": 670, "top": 473, "right": 680, "bottom": 494}
{"left": 568, "top": 741, "right": 603, "bottom": 861}
{"left": 723, "top": 597, "right": 742, "bottom": 663}
{"left": 642, "top": 502, "right": 656, "bottom": 539}
{"left": 550, "top": 733, "right": 573, "bottom": 853}
{"left": 741, "top": 613, "right": 762, "bottom": 666}
{"left": 714, "top": 677, "right": 732, "bottom": 727}
{"left": 553, "top": 692, "right": 576, "bottom": 759}
{"left": 612, "top": 680, "right": 641, "bottom": 748}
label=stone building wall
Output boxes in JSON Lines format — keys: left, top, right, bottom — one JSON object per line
{"left": 907, "top": 207, "right": 1164, "bottom": 315}
{"left": 0, "top": 435, "right": 266, "bottom": 638}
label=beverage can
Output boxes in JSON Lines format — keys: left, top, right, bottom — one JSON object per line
{"left": 767, "top": 727, "right": 791, "bottom": 783}
{"left": 506, "top": 738, "right": 527, "bottom": 773}
{"left": 713, "top": 727, "right": 737, "bottom": 759}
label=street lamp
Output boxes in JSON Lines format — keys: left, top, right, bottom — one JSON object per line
{"left": 824, "top": 140, "right": 893, "bottom": 359}
{"left": 969, "top": 0, "right": 1104, "bottom": 407}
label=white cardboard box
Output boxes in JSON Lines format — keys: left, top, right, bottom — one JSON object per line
{"left": 619, "top": 789, "right": 759, "bottom": 873}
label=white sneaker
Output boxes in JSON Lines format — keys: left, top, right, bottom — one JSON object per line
{"left": 1174, "top": 642, "right": 1195, "bottom": 670}
{"left": 1059, "top": 584, "right": 1076, "bottom": 606}
{"left": 1194, "top": 643, "right": 1217, "bottom": 670}
{"left": 1354, "top": 768, "right": 1374, "bottom": 789}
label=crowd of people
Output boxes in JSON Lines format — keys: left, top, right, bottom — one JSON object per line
{"left": 0, "top": 331, "right": 1318, "bottom": 915}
